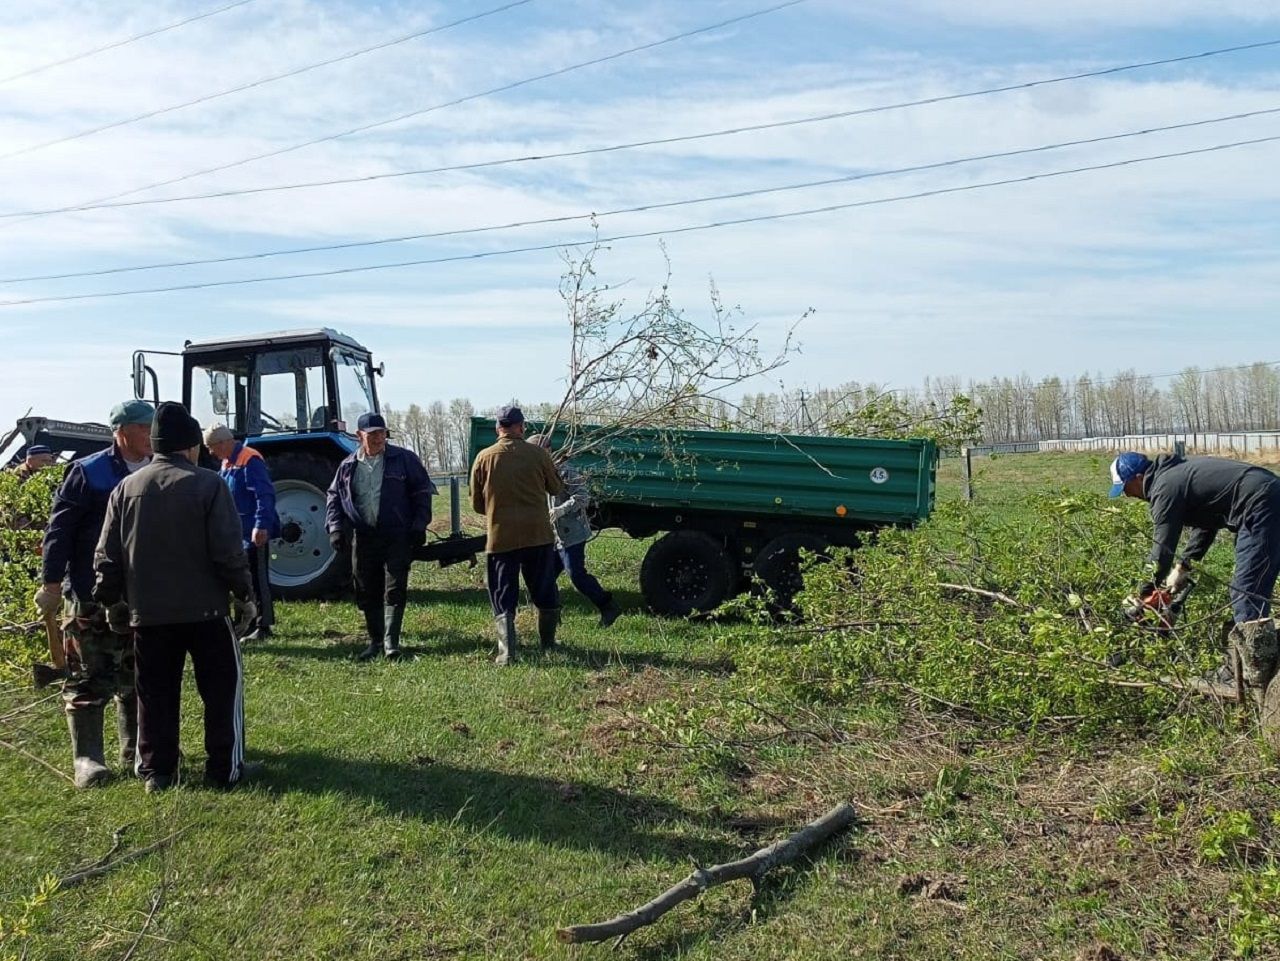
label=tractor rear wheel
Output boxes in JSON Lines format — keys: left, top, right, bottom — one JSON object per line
{"left": 265, "top": 452, "right": 346, "bottom": 601}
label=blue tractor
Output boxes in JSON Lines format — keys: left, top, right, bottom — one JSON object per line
{"left": 132, "top": 328, "right": 377, "bottom": 599}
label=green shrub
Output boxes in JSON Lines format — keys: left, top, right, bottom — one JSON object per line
{"left": 1228, "top": 863, "right": 1280, "bottom": 957}
{"left": 731, "top": 492, "right": 1235, "bottom": 734}
{"left": 0, "top": 466, "right": 62, "bottom": 674}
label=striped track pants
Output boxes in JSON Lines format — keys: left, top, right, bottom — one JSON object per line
{"left": 134, "top": 617, "right": 245, "bottom": 786}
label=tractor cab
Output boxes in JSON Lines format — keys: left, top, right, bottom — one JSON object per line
{"left": 132, "top": 328, "right": 381, "bottom": 446}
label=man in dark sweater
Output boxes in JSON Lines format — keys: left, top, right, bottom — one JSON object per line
{"left": 94, "top": 402, "right": 256, "bottom": 793}
{"left": 325, "top": 412, "right": 435, "bottom": 661}
{"left": 1111, "top": 450, "right": 1280, "bottom": 692}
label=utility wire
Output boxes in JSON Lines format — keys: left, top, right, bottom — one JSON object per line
{"left": 0, "top": 0, "right": 259, "bottom": 87}
{"left": 4, "top": 105, "right": 1276, "bottom": 285}
{"left": 13, "top": 0, "right": 807, "bottom": 219}
{"left": 1, "top": 132, "right": 1276, "bottom": 309}
{"left": 4, "top": 33, "right": 1276, "bottom": 222}
{"left": 0, "top": 0, "right": 538, "bottom": 162}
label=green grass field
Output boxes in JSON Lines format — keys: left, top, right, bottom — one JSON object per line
{"left": 2, "top": 454, "right": 1278, "bottom": 959}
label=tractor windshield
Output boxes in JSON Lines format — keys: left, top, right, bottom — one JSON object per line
{"left": 333, "top": 350, "right": 377, "bottom": 432}
{"left": 254, "top": 348, "right": 329, "bottom": 435}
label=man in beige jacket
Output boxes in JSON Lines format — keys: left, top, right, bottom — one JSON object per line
{"left": 469, "top": 406, "right": 564, "bottom": 664}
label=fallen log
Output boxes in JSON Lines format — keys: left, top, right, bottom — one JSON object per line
{"left": 557, "top": 801, "right": 857, "bottom": 945}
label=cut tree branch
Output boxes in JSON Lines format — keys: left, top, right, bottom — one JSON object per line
{"left": 556, "top": 801, "right": 857, "bottom": 944}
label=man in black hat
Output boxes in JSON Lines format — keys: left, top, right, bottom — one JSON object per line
{"left": 94, "top": 402, "right": 256, "bottom": 792}
{"left": 325, "top": 412, "right": 435, "bottom": 661}
{"left": 469, "top": 406, "right": 565, "bottom": 664}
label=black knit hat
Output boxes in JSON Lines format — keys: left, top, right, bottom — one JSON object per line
{"left": 151, "top": 401, "right": 202, "bottom": 454}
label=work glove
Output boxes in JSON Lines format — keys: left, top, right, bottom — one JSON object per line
{"left": 232, "top": 597, "right": 258, "bottom": 637}
{"left": 549, "top": 502, "right": 571, "bottom": 523}
{"left": 105, "top": 601, "right": 132, "bottom": 635}
{"left": 1164, "top": 562, "right": 1192, "bottom": 593}
{"left": 329, "top": 530, "right": 346, "bottom": 553}
{"left": 33, "top": 584, "right": 61, "bottom": 617}
{"left": 409, "top": 529, "right": 426, "bottom": 549}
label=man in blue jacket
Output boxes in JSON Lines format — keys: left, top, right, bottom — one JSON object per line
{"left": 326, "top": 413, "right": 435, "bottom": 661}
{"left": 205, "top": 425, "right": 281, "bottom": 642}
{"left": 34, "top": 399, "right": 154, "bottom": 787}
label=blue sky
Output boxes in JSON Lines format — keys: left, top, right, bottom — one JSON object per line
{"left": 1, "top": 0, "right": 1279, "bottom": 423}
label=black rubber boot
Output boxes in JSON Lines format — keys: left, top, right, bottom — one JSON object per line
{"left": 537, "top": 607, "right": 561, "bottom": 650}
{"left": 493, "top": 614, "right": 518, "bottom": 665}
{"left": 597, "top": 594, "right": 621, "bottom": 629}
{"left": 68, "top": 706, "right": 111, "bottom": 789}
{"left": 384, "top": 605, "right": 405, "bottom": 660}
{"left": 116, "top": 694, "right": 138, "bottom": 775}
{"left": 357, "top": 607, "right": 384, "bottom": 661}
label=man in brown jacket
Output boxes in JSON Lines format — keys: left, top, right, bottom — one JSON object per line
{"left": 469, "top": 406, "right": 564, "bottom": 664}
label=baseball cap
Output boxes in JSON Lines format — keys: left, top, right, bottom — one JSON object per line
{"left": 203, "top": 424, "right": 234, "bottom": 447}
{"left": 26, "top": 444, "right": 52, "bottom": 456}
{"left": 357, "top": 412, "right": 387, "bottom": 432}
{"left": 1109, "top": 451, "right": 1152, "bottom": 497}
{"left": 108, "top": 399, "right": 155, "bottom": 428}
{"left": 497, "top": 405, "right": 524, "bottom": 427}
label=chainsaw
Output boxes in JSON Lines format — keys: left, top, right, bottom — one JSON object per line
{"left": 1123, "top": 577, "right": 1196, "bottom": 637}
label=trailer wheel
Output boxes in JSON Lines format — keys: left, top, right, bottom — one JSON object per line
{"left": 640, "top": 531, "right": 736, "bottom": 617}
{"left": 753, "top": 532, "right": 831, "bottom": 607}
{"left": 265, "top": 451, "right": 346, "bottom": 601}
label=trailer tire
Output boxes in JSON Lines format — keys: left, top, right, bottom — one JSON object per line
{"left": 753, "top": 532, "right": 831, "bottom": 607}
{"left": 265, "top": 451, "right": 347, "bottom": 601}
{"left": 640, "top": 531, "right": 736, "bottom": 617}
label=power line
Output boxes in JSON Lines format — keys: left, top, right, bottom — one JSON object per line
{"left": 13, "top": 0, "right": 807, "bottom": 220}
{"left": 0, "top": 0, "right": 259, "bottom": 87}
{"left": 1, "top": 132, "right": 1276, "bottom": 309}
{"left": 4, "top": 105, "right": 1276, "bottom": 285}
{"left": 0, "top": 0, "right": 537, "bottom": 162}
{"left": 5, "top": 34, "right": 1276, "bottom": 223}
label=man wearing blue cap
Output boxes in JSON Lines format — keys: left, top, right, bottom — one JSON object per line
{"left": 1111, "top": 449, "right": 1280, "bottom": 694}
{"left": 469, "top": 406, "right": 565, "bottom": 664}
{"left": 36, "top": 399, "right": 154, "bottom": 787}
{"left": 326, "top": 412, "right": 435, "bottom": 661}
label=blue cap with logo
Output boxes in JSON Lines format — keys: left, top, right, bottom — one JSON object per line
{"left": 1109, "top": 451, "right": 1152, "bottom": 497}
{"left": 497, "top": 405, "right": 524, "bottom": 427}
{"left": 357, "top": 412, "right": 387, "bottom": 432}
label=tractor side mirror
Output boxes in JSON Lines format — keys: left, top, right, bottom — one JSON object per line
{"left": 375, "top": 362, "right": 385, "bottom": 377}
{"left": 211, "top": 371, "right": 229, "bottom": 415}
{"left": 132, "top": 351, "right": 148, "bottom": 400}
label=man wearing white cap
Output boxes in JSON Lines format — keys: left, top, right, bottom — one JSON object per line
{"left": 206, "top": 425, "right": 280, "bottom": 641}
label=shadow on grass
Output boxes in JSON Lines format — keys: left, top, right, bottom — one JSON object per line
{"left": 258, "top": 748, "right": 737, "bottom": 867}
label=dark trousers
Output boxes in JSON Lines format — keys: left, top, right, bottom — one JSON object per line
{"left": 135, "top": 618, "right": 245, "bottom": 786}
{"left": 1230, "top": 486, "right": 1280, "bottom": 622}
{"left": 247, "top": 544, "right": 275, "bottom": 629}
{"left": 353, "top": 529, "right": 412, "bottom": 612}
{"left": 487, "top": 544, "right": 559, "bottom": 617}
{"left": 554, "top": 542, "right": 612, "bottom": 611}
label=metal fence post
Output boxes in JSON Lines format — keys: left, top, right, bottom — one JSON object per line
{"left": 449, "top": 475, "right": 462, "bottom": 537}
{"left": 962, "top": 447, "right": 973, "bottom": 503}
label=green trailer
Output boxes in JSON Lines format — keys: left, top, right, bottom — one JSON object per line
{"left": 469, "top": 418, "right": 936, "bottom": 616}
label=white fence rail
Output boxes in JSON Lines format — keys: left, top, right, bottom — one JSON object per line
{"left": 1037, "top": 432, "right": 1280, "bottom": 455}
